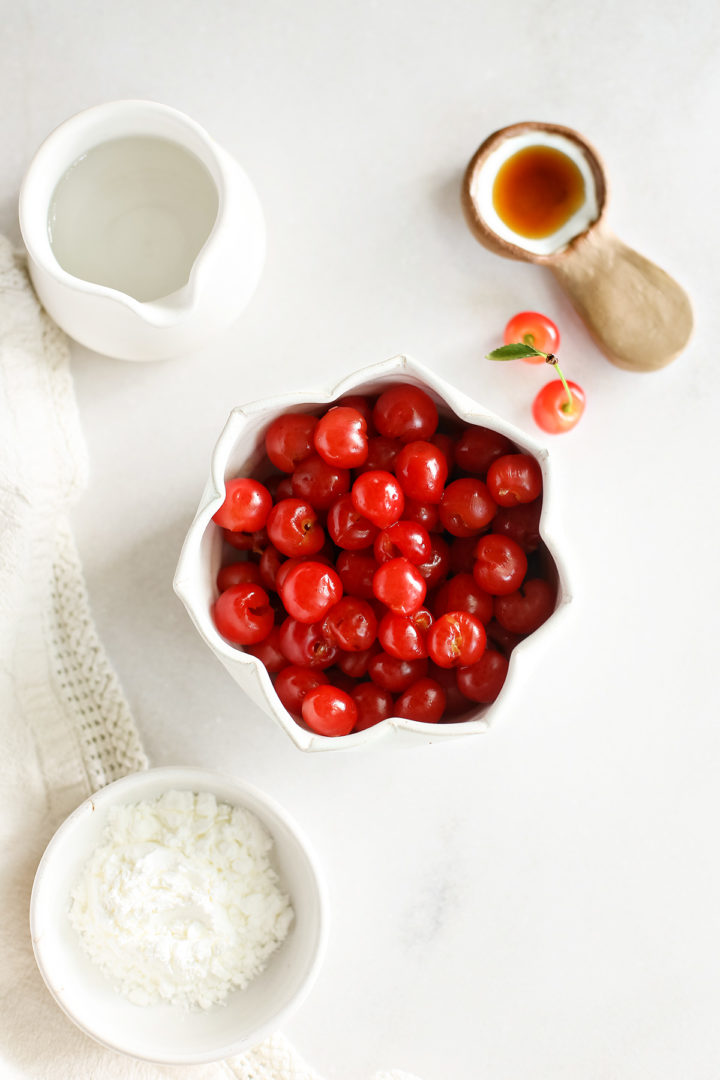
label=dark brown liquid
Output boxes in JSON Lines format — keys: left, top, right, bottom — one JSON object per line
{"left": 492, "top": 145, "right": 585, "bottom": 239}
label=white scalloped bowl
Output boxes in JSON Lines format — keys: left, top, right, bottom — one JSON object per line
{"left": 174, "top": 355, "right": 571, "bottom": 751}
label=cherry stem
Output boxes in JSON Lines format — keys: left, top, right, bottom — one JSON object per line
{"left": 544, "top": 354, "right": 575, "bottom": 413}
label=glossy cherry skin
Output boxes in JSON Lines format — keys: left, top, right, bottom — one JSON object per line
{"left": 426, "top": 611, "right": 486, "bottom": 669}
{"left": 533, "top": 380, "right": 585, "bottom": 434}
{"left": 213, "top": 583, "right": 274, "bottom": 645}
{"left": 372, "top": 385, "right": 438, "bottom": 442}
{"left": 394, "top": 441, "right": 448, "bottom": 503}
{"left": 266, "top": 498, "right": 325, "bottom": 557}
{"left": 278, "top": 617, "right": 338, "bottom": 669}
{"left": 258, "top": 545, "right": 286, "bottom": 591}
{"left": 373, "top": 557, "right": 427, "bottom": 615}
{"left": 351, "top": 683, "right": 395, "bottom": 730}
{"left": 213, "top": 478, "right": 272, "bottom": 533}
{"left": 274, "top": 665, "right": 329, "bottom": 715}
{"left": 291, "top": 454, "right": 351, "bottom": 509}
{"left": 394, "top": 678, "right": 446, "bottom": 723}
{"left": 279, "top": 561, "right": 343, "bottom": 623}
{"left": 487, "top": 455, "right": 543, "bottom": 507}
{"left": 416, "top": 534, "right": 451, "bottom": 590}
{"left": 503, "top": 310, "right": 560, "bottom": 361}
{"left": 431, "top": 572, "right": 493, "bottom": 625}
{"left": 439, "top": 478, "right": 497, "bottom": 537}
{"left": 302, "top": 685, "right": 357, "bottom": 736}
{"left": 265, "top": 413, "right": 318, "bottom": 473}
{"left": 378, "top": 607, "right": 431, "bottom": 660}
{"left": 454, "top": 426, "right": 515, "bottom": 476}
{"left": 494, "top": 578, "right": 555, "bottom": 634}
{"left": 473, "top": 534, "right": 528, "bottom": 596}
{"left": 327, "top": 494, "right": 379, "bottom": 550}
{"left": 322, "top": 597, "right": 378, "bottom": 651}
{"left": 457, "top": 649, "right": 509, "bottom": 703}
{"left": 352, "top": 471, "right": 405, "bottom": 529}
{"left": 217, "top": 561, "right": 262, "bottom": 592}
{"left": 373, "top": 520, "right": 431, "bottom": 566}
{"left": 314, "top": 406, "right": 369, "bottom": 468}
{"left": 368, "top": 652, "right": 428, "bottom": 693}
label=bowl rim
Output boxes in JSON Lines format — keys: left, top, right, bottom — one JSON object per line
{"left": 174, "top": 354, "right": 573, "bottom": 752}
{"left": 30, "top": 765, "right": 328, "bottom": 1064}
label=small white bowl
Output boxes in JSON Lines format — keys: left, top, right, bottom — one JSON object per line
{"left": 174, "top": 354, "right": 572, "bottom": 752}
{"left": 30, "top": 767, "right": 327, "bottom": 1065}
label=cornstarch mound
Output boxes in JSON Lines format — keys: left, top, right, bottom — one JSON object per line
{"left": 69, "top": 789, "right": 294, "bottom": 1009}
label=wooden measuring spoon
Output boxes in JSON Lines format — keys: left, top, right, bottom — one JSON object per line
{"left": 461, "top": 122, "right": 693, "bottom": 372}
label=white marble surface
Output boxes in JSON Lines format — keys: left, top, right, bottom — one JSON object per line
{"left": 3, "top": 2, "right": 720, "bottom": 1077}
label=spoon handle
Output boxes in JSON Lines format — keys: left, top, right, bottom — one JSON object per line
{"left": 549, "top": 224, "right": 693, "bottom": 372}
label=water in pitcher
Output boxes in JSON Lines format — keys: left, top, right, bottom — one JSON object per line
{"left": 48, "top": 136, "right": 219, "bottom": 303}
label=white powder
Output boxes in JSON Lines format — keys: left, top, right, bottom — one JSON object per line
{"left": 69, "top": 790, "right": 294, "bottom": 1009}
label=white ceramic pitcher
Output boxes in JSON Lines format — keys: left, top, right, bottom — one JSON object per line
{"left": 19, "top": 100, "right": 265, "bottom": 361}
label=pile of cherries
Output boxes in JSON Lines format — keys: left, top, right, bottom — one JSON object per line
{"left": 211, "top": 384, "right": 556, "bottom": 737}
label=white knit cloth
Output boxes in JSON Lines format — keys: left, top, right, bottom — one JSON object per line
{"left": 0, "top": 236, "right": 422, "bottom": 1080}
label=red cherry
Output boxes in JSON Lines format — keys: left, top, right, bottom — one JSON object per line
{"left": 378, "top": 607, "right": 431, "bottom": 660}
{"left": 394, "top": 678, "right": 446, "bottom": 723}
{"left": 259, "top": 545, "right": 286, "bottom": 591}
{"left": 213, "top": 478, "right": 272, "bottom": 533}
{"left": 244, "top": 625, "right": 289, "bottom": 673}
{"left": 278, "top": 617, "right": 338, "bottom": 668}
{"left": 473, "top": 534, "right": 528, "bottom": 596}
{"left": 314, "top": 407, "right": 369, "bottom": 468}
{"left": 372, "top": 385, "right": 438, "bottom": 443}
{"left": 335, "top": 551, "right": 379, "bottom": 599}
{"left": 368, "top": 652, "right": 429, "bottom": 693}
{"left": 503, "top": 311, "right": 560, "bottom": 361}
{"left": 394, "top": 441, "right": 448, "bottom": 504}
{"left": 402, "top": 499, "right": 441, "bottom": 533}
{"left": 457, "top": 649, "right": 509, "bottom": 703}
{"left": 454, "top": 427, "right": 515, "bottom": 476}
{"left": 266, "top": 498, "right": 325, "bottom": 557}
{"left": 274, "top": 665, "right": 329, "bottom": 715}
{"left": 217, "top": 561, "right": 262, "bottom": 591}
{"left": 373, "top": 520, "right": 431, "bottom": 566}
{"left": 494, "top": 578, "right": 555, "bottom": 634}
{"left": 322, "top": 597, "right": 378, "bottom": 651}
{"left": 336, "top": 394, "right": 375, "bottom": 431}
{"left": 373, "top": 557, "right": 427, "bottom": 615}
{"left": 327, "top": 494, "right": 379, "bottom": 550}
{"left": 533, "top": 380, "right": 585, "bottom": 434}
{"left": 280, "top": 561, "right": 343, "bottom": 623}
{"left": 351, "top": 683, "right": 395, "bottom": 730}
{"left": 265, "top": 413, "right": 318, "bottom": 473}
{"left": 352, "top": 471, "right": 405, "bottom": 529}
{"left": 487, "top": 454, "right": 542, "bottom": 507}
{"left": 213, "top": 583, "right": 274, "bottom": 645}
{"left": 416, "top": 534, "right": 451, "bottom": 590}
{"left": 291, "top": 454, "right": 351, "bottom": 509}
{"left": 431, "top": 572, "right": 493, "bottom": 625}
{"left": 439, "top": 478, "right": 497, "bottom": 537}
{"left": 426, "top": 611, "right": 486, "bottom": 669}
{"left": 302, "top": 685, "right": 357, "bottom": 736}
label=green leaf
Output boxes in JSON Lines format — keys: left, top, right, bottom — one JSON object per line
{"left": 486, "top": 343, "right": 545, "bottom": 361}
